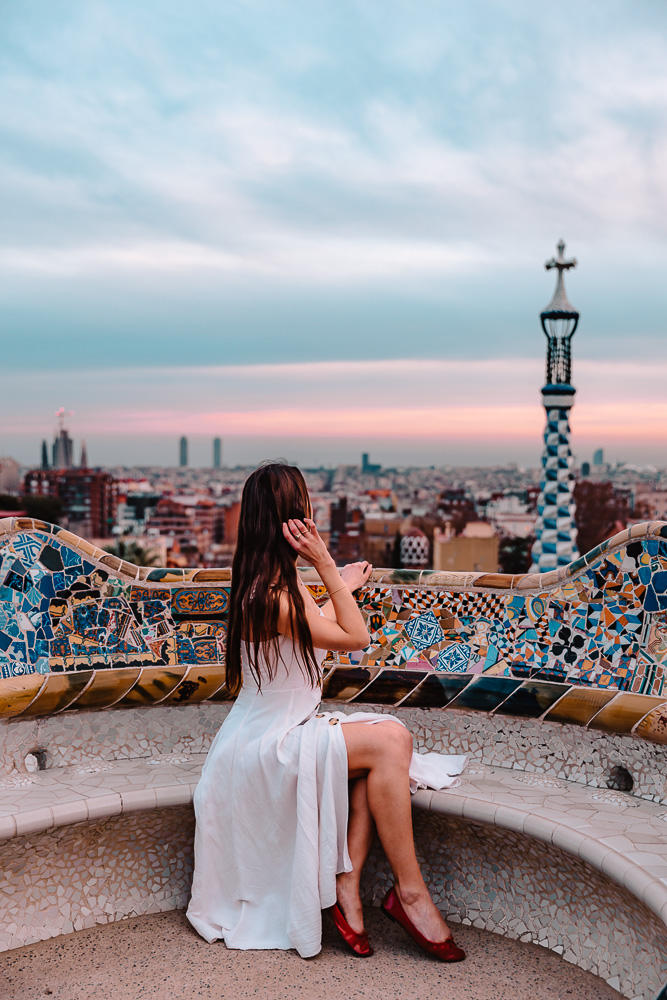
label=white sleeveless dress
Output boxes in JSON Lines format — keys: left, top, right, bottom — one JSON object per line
{"left": 186, "top": 627, "right": 467, "bottom": 958}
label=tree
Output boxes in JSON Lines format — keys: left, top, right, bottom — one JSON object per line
{"left": 498, "top": 535, "right": 533, "bottom": 575}
{"left": 0, "top": 493, "right": 63, "bottom": 524}
{"left": 103, "top": 539, "right": 161, "bottom": 567}
{"left": 391, "top": 530, "right": 402, "bottom": 568}
{"left": 573, "top": 481, "right": 648, "bottom": 555}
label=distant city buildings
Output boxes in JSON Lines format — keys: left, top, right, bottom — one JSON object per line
{"left": 12, "top": 418, "right": 666, "bottom": 574}
{"left": 433, "top": 522, "right": 498, "bottom": 573}
{"left": 37, "top": 409, "right": 89, "bottom": 472}
{"left": 50, "top": 407, "right": 76, "bottom": 470}
{"left": 0, "top": 458, "right": 20, "bottom": 494}
{"left": 213, "top": 437, "right": 222, "bottom": 469}
{"left": 24, "top": 468, "right": 118, "bottom": 538}
{"left": 52, "top": 426, "right": 74, "bottom": 469}
{"left": 400, "top": 527, "right": 430, "bottom": 568}
{"left": 179, "top": 436, "right": 188, "bottom": 468}
{"left": 361, "top": 452, "right": 381, "bottom": 475}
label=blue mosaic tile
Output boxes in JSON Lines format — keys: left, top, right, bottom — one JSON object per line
{"left": 61, "top": 546, "right": 82, "bottom": 569}
{"left": 403, "top": 611, "right": 444, "bottom": 651}
{"left": 437, "top": 643, "right": 471, "bottom": 672}
{"left": 12, "top": 535, "right": 43, "bottom": 564}
{"left": 1, "top": 660, "right": 35, "bottom": 678}
{"left": 4, "top": 571, "right": 28, "bottom": 593}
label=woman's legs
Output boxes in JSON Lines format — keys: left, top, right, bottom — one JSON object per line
{"left": 341, "top": 719, "right": 453, "bottom": 943}
{"left": 336, "top": 777, "right": 375, "bottom": 933}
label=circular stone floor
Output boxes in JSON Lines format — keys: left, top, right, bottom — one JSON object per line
{"left": 0, "top": 909, "right": 623, "bottom": 1000}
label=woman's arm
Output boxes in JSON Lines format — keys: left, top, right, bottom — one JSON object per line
{"left": 317, "top": 562, "right": 372, "bottom": 620}
{"left": 278, "top": 518, "right": 371, "bottom": 652}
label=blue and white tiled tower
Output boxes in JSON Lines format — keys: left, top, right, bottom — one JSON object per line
{"left": 530, "top": 241, "right": 580, "bottom": 573}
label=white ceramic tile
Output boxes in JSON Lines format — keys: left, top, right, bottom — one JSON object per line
{"left": 85, "top": 793, "right": 122, "bottom": 822}
{"left": 523, "top": 813, "right": 556, "bottom": 844}
{"left": 14, "top": 807, "right": 54, "bottom": 837}
{"left": 50, "top": 800, "right": 88, "bottom": 827}
{"left": 154, "top": 784, "right": 192, "bottom": 808}
{"left": 494, "top": 805, "right": 527, "bottom": 834}
{"left": 462, "top": 797, "right": 497, "bottom": 825}
{"left": 120, "top": 787, "right": 157, "bottom": 813}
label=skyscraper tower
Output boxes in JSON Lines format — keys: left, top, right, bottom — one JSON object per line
{"left": 52, "top": 407, "right": 74, "bottom": 470}
{"left": 179, "top": 436, "right": 188, "bottom": 468}
{"left": 213, "top": 437, "right": 222, "bottom": 469}
{"left": 530, "top": 241, "right": 580, "bottom": 573}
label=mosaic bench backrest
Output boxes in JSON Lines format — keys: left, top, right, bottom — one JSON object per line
{"left": 0, "top": 518, "right": 666, "bottom": 743}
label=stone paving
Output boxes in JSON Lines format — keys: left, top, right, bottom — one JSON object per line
{"left": 0, "top": 908, "right": 624, "bottom": 1000}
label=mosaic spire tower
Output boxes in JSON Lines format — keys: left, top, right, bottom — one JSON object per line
{"left": 530, "top": 241, "right": 580, "bottom": 573}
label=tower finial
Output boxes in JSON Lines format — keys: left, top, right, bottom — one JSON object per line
{"left": 540, "top": 240, "right": 579, "bottom": 386}
{"left": 543, "top": 240, "right": 578, "bottom": 316}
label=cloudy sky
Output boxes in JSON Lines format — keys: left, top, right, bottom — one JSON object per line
{"left": 1, "top": 0, "right": 666, "bottom": 468}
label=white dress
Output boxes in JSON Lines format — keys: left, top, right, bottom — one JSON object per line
{"left": 186, "top": 625, "right": 467, "bottom": 958}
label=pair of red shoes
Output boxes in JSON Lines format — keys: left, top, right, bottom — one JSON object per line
{"left": 329, "top": 886, "right": 466, "bottom": 962}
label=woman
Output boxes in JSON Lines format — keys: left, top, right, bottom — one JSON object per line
{"left": 187, "top": 463, "right": 467, "bottom": 961}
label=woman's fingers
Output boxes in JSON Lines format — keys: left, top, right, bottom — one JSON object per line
{"left": 282, "top": 522, "right": 299, "bottom": 550}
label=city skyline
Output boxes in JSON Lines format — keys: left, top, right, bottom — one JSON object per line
{"left": 5, "top": 355, "right": 667, "bottom": 469}
{"left": 2, "top": 2, "right": 667, "bottom": 468}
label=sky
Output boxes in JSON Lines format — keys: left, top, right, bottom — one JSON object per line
{"left": 1, "top": 0, "right": 666, "bottom": 469}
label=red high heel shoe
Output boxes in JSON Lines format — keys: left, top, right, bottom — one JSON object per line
{"left": 381, "top": 886, "right": 465, "bottom": 962}
{"left": 328, "top": 902, "right": 374, "bottom": 957}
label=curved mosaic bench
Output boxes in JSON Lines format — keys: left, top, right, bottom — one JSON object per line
{"left": 0, "top": 741, "right": 665, "bottom": 999}
{"left": 1, "top": 518, "right": 667, "bottom": 999}
{"left": 0, "top": 517, "right": 666, "bottom": 742}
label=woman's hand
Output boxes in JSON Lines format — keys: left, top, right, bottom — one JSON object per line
{"left": 282, "top": 517, "right": 334, "bottom": 571}
{"left": 339, "top": 561, "right": 373, "bottom": 592}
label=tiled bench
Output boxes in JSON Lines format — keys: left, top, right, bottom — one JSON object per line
{"left": 1, "top": 753, "right": 665, "bottom": 998}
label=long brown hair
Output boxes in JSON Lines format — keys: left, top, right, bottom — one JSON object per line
{"left": 226, "top": 462, "right": 320, "bottom": 695}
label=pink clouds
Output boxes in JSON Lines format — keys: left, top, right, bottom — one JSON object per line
{"left": 2, "top": 358, "right": 666, "bottom": 466}
{"left": 73, "top": 401, "right": 667, "bottom": 446}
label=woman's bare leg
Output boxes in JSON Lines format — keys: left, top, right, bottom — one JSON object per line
{"left": 336, "top": 777, "right": 375, "bottom": 933}
{"left": 342, "top": 720, "right": 453, "bottom": 943}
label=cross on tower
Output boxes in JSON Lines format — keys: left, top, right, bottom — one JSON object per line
{"left": 545, "top": 238, "right": 577, "bottom": 276}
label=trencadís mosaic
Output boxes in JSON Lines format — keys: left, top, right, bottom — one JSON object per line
{"left": 0, "top": 518, "right": 666, "bottom": 741}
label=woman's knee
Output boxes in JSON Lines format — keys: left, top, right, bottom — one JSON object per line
{"left": 375, "top": 721, "right": 413, "bottom": 763}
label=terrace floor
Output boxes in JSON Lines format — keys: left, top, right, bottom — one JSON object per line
{"left": 0, "top": 908, "right": 622, "bottom": 1000}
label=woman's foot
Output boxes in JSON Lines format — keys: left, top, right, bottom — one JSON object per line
{"left": 335, "top": 872, "right": 365, "bottom": 934}
{"left": 395, "top": 885, "right": 452, "bottom": 943}
{"left": 382, "top": 886, "right": 465, "bottom": 962}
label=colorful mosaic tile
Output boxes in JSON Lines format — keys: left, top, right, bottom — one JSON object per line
{"left": 1, "top": 520, "right": 667, "bottom": 712}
